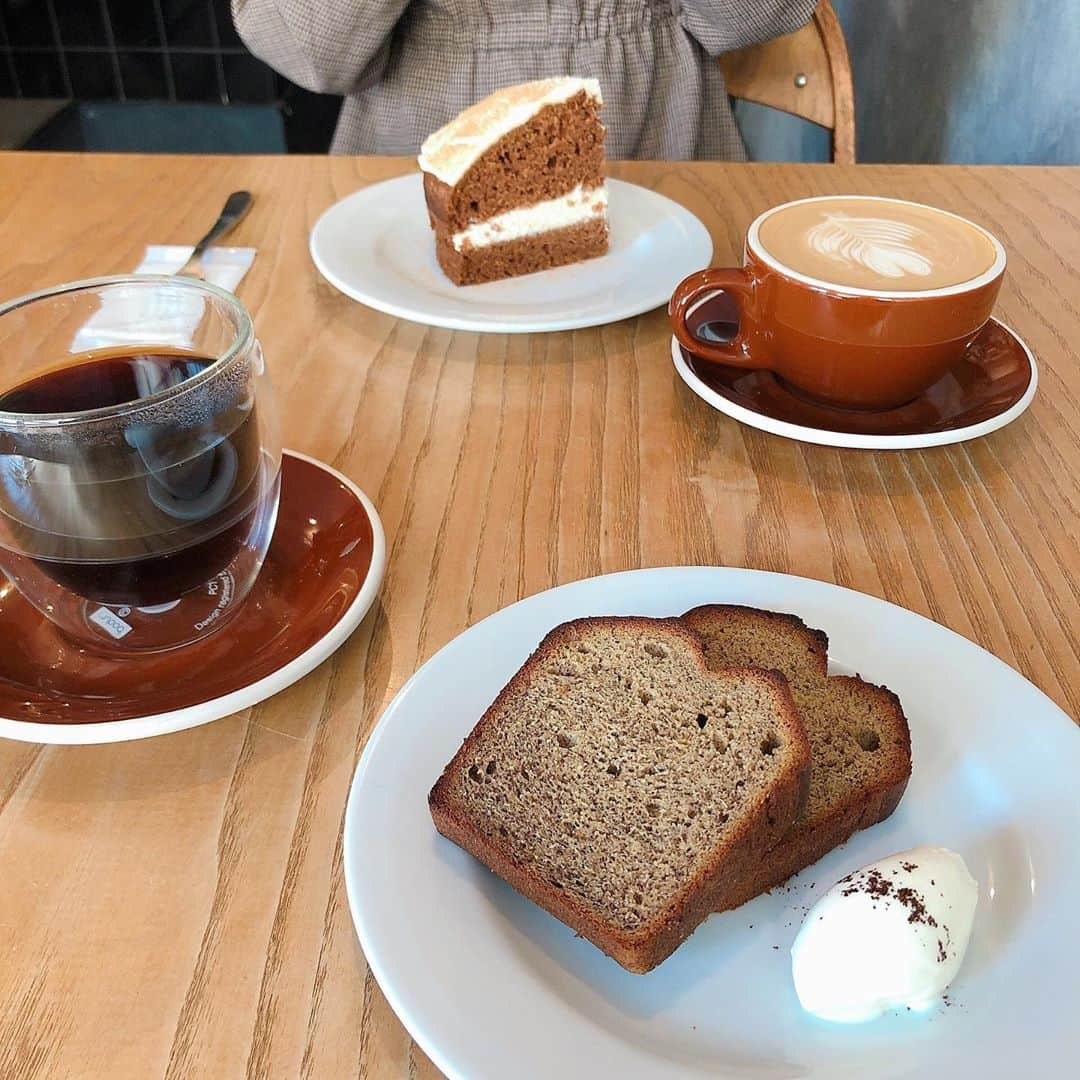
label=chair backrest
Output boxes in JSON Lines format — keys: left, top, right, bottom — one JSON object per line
{"left": 719, "top": 0, "right": 855, "bottom": 164}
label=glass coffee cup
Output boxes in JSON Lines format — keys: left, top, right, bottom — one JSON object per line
{"left": 0, "top": 275, "right": 280, "bottom": 653}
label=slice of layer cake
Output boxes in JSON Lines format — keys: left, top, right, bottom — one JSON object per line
{"left": 418, "top": 78, "right": 609, "bottom": 286}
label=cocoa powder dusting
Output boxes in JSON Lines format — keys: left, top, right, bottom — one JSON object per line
{"left": 839, "top": 869, "right": 937, "bottom": 927}
{"left": 895, "top": 885, "right": 938, "bottom": 927}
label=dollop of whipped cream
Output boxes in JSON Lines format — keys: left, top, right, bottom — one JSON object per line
{"left": 791, "top": 846, "right": 978, "bottom": 1023}
{"left": 805, "top": 212, "right": 935, "bottom": 279}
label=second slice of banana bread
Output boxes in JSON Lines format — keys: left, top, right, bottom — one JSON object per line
{"left": 682, "top": 604, "right": 912, "bottom": 911}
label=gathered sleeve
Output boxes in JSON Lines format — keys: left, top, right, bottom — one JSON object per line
{"left": 676, "top": 0, "right": 818, "bottom": 56}
{"left": 231, "top": 0, "right": 412, "bottom": 95}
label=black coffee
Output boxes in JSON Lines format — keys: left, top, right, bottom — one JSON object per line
{"left": 0, "top": 350, "right": 210, "bottom": 414}
{"left": 0, "top": 349, "right": 263, "bottom": 606}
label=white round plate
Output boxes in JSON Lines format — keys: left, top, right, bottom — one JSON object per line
{"left": 310, "top": 175, "right": 712, "bottom": 333}
{"left": 344, "top": 566, "right": 1079, "bottom": 1080}
{"left": 671, "top": 324, "right": 1038, "bottom": 450}
{"left": 0, "top": 452, "right": 386, "bottom": 745}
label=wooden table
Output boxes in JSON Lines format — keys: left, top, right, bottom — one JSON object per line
{"left": 0, "top": 153, "right": 1077, "bottom": 1078}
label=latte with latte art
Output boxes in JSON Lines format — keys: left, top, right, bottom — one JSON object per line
{"left": 756, "top": 196, "right": 998, "bottom": 291}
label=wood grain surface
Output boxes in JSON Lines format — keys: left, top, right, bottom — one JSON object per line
{"left": 0, "top": 153, "right": 1077, "bottom": 1079}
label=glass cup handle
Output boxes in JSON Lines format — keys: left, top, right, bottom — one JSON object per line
{"left": 669, "top": 267, "right": 771, "bottom": 369}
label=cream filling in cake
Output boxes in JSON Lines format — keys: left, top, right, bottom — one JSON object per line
{"left": 452, "top": 183, "right": 607, "bottom": 252}
{"left": 419, "top": 77, "right": 603, "bottom": 186}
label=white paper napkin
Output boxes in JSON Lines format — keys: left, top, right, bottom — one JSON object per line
{"left": 133, "top": 244, "right": 256, "bottom": 290}
{"left": 71, "top": 245, "right": 256, "bottom": 353}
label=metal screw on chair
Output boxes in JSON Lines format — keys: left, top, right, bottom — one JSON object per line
{"left": 794, "top": 73, "right": 808, "bottom": 88}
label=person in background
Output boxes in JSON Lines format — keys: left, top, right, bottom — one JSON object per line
{"left": 232, "top": 0, "right": 817, "bottom": 159}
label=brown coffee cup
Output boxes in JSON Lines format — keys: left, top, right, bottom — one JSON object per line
{"left": 669, "top": 196, "right": 1006, "bottom": 410}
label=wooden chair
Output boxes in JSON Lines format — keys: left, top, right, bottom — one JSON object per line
{"left": 720, "top": 0, "right": 856, "bottom": 164}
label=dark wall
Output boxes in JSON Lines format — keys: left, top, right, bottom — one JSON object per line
{"left": 0, "top": 0, "right": 341, "bottom": 152}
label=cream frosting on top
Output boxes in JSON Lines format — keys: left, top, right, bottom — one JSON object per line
{"left": 418, "top": 77, "right": 602, "bottom": 187}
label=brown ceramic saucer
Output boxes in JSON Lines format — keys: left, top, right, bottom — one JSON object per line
{"left": 0, "top": 451, "right": 386, "bottom": 744}
{"left": 671, "top": 317, "right": 1037, "bottom": 450}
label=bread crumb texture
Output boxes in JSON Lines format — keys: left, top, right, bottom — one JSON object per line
{"left": 434, "top": 618, "right": 800, "bottom": 930}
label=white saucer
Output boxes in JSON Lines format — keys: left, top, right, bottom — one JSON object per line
{"left": 310, "top": 176, "right": 712, "bottom": 333}
{"left": 344, "top": 566, "right": 1079, "bottom": 1080}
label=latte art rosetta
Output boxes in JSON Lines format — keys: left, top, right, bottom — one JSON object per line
{"left": 805, "top": 213, "right": 933, "bottom": 280}
{"left": 756, "top": 196, "right": 999, "bottom": 292}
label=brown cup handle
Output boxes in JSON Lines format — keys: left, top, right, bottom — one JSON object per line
{"left": 669, "top": 267, "right": 769, "bottom": 370}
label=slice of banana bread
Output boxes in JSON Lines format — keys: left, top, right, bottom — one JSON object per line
{"left": 681, "top": 604, "right": 912, "bottom": 911}
{"left": 429, "top": 616, "right": 811, "bottom": 973}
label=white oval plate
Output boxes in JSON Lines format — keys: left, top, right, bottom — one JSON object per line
{"left": 310, "top": 176, "right": 712, "bottom": 333}
{"left": 344, "top": 566, "right": 1079, "bottom": 1080}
